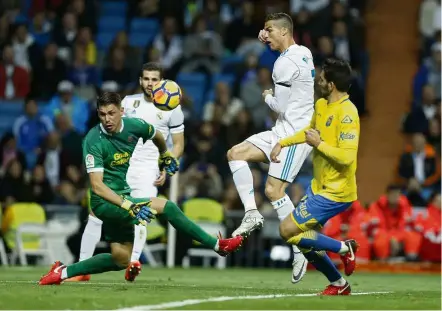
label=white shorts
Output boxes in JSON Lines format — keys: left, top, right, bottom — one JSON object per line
{"left": 246, "top": 131, "right": 312, "bottom": 183}
{"left": 126, "top": 167, "right": 160, "bottom": 198}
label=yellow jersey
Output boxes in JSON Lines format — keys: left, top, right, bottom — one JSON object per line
{"left": 280, "top": 95, "right": 359, "bottom": 202}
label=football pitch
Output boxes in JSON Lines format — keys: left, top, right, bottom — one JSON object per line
{"left": 0, "top": 267, "right": 440, "bottom": 310}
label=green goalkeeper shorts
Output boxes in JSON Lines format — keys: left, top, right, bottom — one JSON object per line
{"left": 90, "top": 195, "right": 151, "bottom": 243}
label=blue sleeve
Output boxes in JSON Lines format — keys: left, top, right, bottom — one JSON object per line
{"left": 412, "top": 65, "right": 428, "bottom": 106}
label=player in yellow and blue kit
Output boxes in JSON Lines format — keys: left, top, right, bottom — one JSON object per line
{"left": 271, "top": 58, "right": 360, "bottom": 296}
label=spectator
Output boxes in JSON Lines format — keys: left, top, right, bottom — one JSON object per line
{"left": 69, "top": 0, "right": 96, "bottom": 32}
{"left": 152, "top": 16, "right": 183, "bottom": 74}
{"left": 223, "top": 109, "right": 256, "bottom": 149}
{"left": 0, "top": 159, "right": 33, "bottom": 208}
{"left": 137, "top": 0, "right": 160, "bottom": 18}
{"left": 11, "top": 23, "right": 40, "bottom": 71}
{"left": 106, "top": 31, "right": 141, "bottom": 78}
{"left": 29, "top": 164, "right": 54, "bottom": 204}
{"left": 0, "top": 45, "right": 30, "bottom": 99}
{"left": 240, "top": 67, "right": 273, "bottom": 128}
{"left": 102, "top": 48, "right": 131, "bottom": 92}
{"left": 293, "top": 10, "right": 313, "bottom": 49}
{"left": 224, "top": 1, "right": 262, "bottom": 55}
{"left": 55, "top": 113, "right": 83, "bottom": 168}
{"left": 181, "top": 163, "right": 223, "bottom": 200}
{"left": 404, "top": 85, "right": 437, "bottom": 133}
{"left": 369, "top": 185, "right": 422, "bottom": 261}
{"left": 68, "top": 45, "right": 98, "bottom": 87}
{"left": 31, "top": 42, "right": 68, "bottom": 100}
{"left": 44, "top": 80, "right": 89, "bottom": 134}
{"left": 203, "top": 81, "right": 243, "bottom": 127}
{"left": 29, "top": 11, "right": 52, "bottom": 47}
{"left": 74, "top": 27, "right": 96, "bottom": 65}
{"left": 314, "top": 36, "right": 334, "bottom": 67}
{"left": 332, "top": 21, "right": 359, "bottom": 67}
{"left": 0, "top": 133, "right": 26, "bottom": 177}
{"left": 12, "top": 97, "right": 53, "bottom": 166}
{"left": 180, "top": 14, "right": 223, "bottom": 75}
{"left": 415, "top": 192, "right": 441, "bottom": 262}
{"left": 53, "top": 12, "right": 78, "bottom": 62}
{"left": 221, "top": 181, "right": 242, "bottom": 211}
{"left": 37, "top": 131, "right": 63, "bottom": 188}
{"left": 413, "top": 42, "right": 441, "bottom": 101}
{"left": 397, "top": 133, "right": 441, "bottom": 201}
{"left": 427, "top": 118, "right": 441, "bottom": 154}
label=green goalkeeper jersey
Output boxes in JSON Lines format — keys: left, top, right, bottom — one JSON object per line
{"left": 82, "top": 117, "right": 156, "bottom": 200}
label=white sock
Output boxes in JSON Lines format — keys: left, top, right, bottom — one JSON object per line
{"left": 331, "top": 277, "right": 347, "bottom": 286}
{"left": 79, "top": 215, "right": 103, "bottom": 261}
{"left": 339, "top": 242, "right": 349, "bottom": 254}
{"left": 229, "top": 160, "right": 257, "bottom": 212}
{"left": 131, "top": 224, "right": 147, "bottom": 262}
{"left": 271, "top": 195, "right": 302, "bottom": 256}
{"left": 61, "top": 267, "right": 68, "bottom": 280}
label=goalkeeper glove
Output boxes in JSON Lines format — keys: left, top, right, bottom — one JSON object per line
{"left": 121, "top": 197, "right": 157, "bottom": 225}
{"left": 158, "top": 150, "right": 179, "bottom": 176}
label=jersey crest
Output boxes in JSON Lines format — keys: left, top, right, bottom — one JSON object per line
{"left": 326, "top": 116, "right": 334, "bottom": 127}
{"left": 133, "top": 100, "right": 140, "bottom": 108}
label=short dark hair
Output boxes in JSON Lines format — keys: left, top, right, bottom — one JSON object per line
{"left": 386, "top": 184, "right": 402, "bottom": 193}
{"left": 24, "top": 96, "right": 36, "bottom": 106}
{"left": 139, "top": 62, "right": 163, "bottom": 78}
{"left": 97, "top": 92, "right": 121, "bottom": 108}
{"left": 265, "top": 12, "right": 293, "bottom": 33}
{"left": 322, "top": 58, "right": 352, "bottom": 92}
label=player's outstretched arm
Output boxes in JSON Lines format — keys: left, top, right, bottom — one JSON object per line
{"left": 171, "top": 132, "right": 184, "bottom": 158}
{"left": 89, "top": 171, "right": 128, "bottom": 207}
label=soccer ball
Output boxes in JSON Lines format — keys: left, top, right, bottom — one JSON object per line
{"left": 151, "top": 80, "right": 182, "bottom": 111}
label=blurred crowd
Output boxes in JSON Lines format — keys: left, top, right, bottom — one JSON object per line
{"left": 0, "top": 0, "right": 440, "bottom": 263}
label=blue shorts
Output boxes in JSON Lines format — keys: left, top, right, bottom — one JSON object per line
{"left": 291, "top": 188, "right": 353, "bottom": 231}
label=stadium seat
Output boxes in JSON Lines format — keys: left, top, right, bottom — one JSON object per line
{"left": 176, "top": 73, "right": 207, "bottom": 117}
{"left": 128, "top": 32, "right": 155, "bottom": 48}
{"left": 96, "top": 32, "right": 117, "bottom": 50}
{"left": 181, "top": 198, "right": 226, "bottom": 269}
{"left": 98, "top": 16, "right": 126, "bottom": 33}
{"left": 4, "top": 203, "right": 53, "bottom": 266}
{"left": 221, "top": 54, "right": 244, "bottom": 73}
{"left": 100, "top": 1, "right": 128, "bottom": 16}
{"left": 130, "top": 18, "right": 160, "bottom": 33}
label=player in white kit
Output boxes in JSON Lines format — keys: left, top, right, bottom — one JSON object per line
{"left": 68, "top": 62, "right": 184, "bottom": 282}
{"left": 227, "top": 13, "right": 315, "bottom": 283}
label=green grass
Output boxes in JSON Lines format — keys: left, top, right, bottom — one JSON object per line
{"left": 0, "top": 267, "right": 440, "bottom": 310}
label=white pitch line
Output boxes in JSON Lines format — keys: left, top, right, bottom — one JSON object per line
{"left": 116, "top": 292, "right": 393, "bottom": 311}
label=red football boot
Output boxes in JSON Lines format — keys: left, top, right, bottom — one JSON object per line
{"left": 39, "top": 261, "right": 65, "bottom": 285}
{"left": 216, "top": 235, "right": 244, "bottom": 256}
{"left": 340, "top": 239, "right": 359, "bottom": 276}
{"left": 125, "top": 261, "right": 142, "bottom": 282}
{"left": 320, "top": 282, "right": 351, "bottom": 296}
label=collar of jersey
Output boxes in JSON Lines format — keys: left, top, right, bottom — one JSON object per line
{"left": 100, "top": 119, "right": 124, "bottom": 135}
{"left": 328, "top": 94, "right": 349, "bottom": 106}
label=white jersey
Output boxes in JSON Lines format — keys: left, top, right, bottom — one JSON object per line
{"left": 264, "top": 44, "right": 315, "bottom": 138}
{"left": 122, "top": 93, "right": 184, "bottom": 172}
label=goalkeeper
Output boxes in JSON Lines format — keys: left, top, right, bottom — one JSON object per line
{"left": 39, "top": 92, "right": 243, "bottom": 285}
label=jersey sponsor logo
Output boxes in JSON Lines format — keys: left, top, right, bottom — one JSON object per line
{"left": 341, "top": 115, "right": 353, "bottom": 124}
{"left": 133, "top": 100, "right": 140, "bottom": 108}
{"left": 157, "top": 112, "right": 163, "bottom": 120}
{"left": 128, "top": 135, "right": 137, "bottom": 143}
{"left": 147, "top": 124, "right": 154, "bottom": 137}
{"left": 111, "top": 152, "right": 130, "bottom": 166}
{"left": 326, "top": 115, "right": 334, "bottom": 127}
{"left": 85, "top": 154, "right": 95, "bottom": 168}
{"left": 340, "top": 132, "right": 356, "bottom": 140}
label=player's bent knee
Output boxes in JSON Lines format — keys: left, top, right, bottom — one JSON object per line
{"left": 111, "top": 247, "right": 131, "bottom": 267}
{"left": 149, "top": 197, "right": 167, "bottom": 214}
{"left": 279, "top": 217, "right": 300, "bottom": 242}
{"left": 227, "top": 146, "right": 242, "bottom": 161}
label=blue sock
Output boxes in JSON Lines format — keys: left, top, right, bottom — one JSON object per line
{"left": 303, "top": 250, "right": 341, "bottom": 283}
{"left": 288, "top": 231, "right": 342, "bottom": 253}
